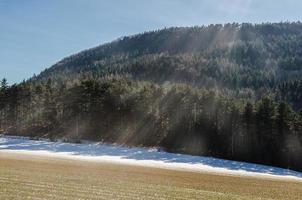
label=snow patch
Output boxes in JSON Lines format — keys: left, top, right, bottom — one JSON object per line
{"left": 0, "top": 135, "right": 301, "bottom": 181}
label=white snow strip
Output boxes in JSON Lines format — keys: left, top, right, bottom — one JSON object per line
{"left": 0, "top": 135, "right": 302, "bottom": 181}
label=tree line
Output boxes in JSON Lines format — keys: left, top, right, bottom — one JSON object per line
{"left": 0, "top": 77, "right": 301, "bottom": 171}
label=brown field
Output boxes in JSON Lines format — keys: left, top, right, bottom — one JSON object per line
{"left": 0, "top": 152, "right": 301, "bottom": 200}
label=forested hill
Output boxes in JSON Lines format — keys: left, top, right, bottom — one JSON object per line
{"left": 1, "top": 22, "right": 302, "bottom": 172}
{"left": 34, "top": 22, "right": 302, "bottom": 110}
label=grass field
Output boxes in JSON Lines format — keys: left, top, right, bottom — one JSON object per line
{"left": 0, "top": 152, "right": 302, "bottom": 200}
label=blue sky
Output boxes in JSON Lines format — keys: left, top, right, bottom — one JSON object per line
{"left": 0, "top": 0, "right": 301, "bottom": 84}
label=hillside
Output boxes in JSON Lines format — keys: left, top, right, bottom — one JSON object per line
{"left": 0, "top": 22, "right": 302, "bottom": 172}
{"left": 35, "top": 22, "right": 302, "bottom": 110}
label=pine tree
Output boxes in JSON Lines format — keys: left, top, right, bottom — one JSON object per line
{"left": 0, "top": 78, "right": 8, "bottom": 129}
{"left": 242, "top": 102, "right": 255, "bottom": 160}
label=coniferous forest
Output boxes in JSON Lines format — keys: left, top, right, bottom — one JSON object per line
{"left": 1, "top": 22, "right": 302, "bottom": 171}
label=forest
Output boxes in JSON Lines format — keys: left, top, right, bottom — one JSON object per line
{"left": 0, "top": 77, "right": 301, "bottom": 171}
{"left": 1, "top": 22, "right": 302, "bottom": 171}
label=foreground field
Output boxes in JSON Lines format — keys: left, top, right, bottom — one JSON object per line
{"left": 0, "top": 152, "right": 302, "bottom": 200}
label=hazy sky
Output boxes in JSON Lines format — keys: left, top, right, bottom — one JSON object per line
{"left": 1, "top": 0, "right": 301, "bottom": 83}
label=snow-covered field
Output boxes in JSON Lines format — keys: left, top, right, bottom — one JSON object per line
{"left": 0, "top": 135, "right": 301, "bottom": 181}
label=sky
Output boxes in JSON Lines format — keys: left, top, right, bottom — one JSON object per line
{"left": 0, "top": 0, "right": 301, "bottom": 84}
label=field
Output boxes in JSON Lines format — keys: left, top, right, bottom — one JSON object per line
{"left": 0, "top": 152, "right": 302, "bottom": 200}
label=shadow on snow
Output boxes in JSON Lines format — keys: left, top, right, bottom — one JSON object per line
{"left": 0, "top": 136, "right": 301, "bottom": 178}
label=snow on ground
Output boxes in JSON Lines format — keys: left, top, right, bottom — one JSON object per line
{"left": 0, "top": 135, "right": 302, "bottom": 181}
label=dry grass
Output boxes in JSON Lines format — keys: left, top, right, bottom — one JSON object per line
{"left": 0, "top": 152, "right": 301, "bottom": 200}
